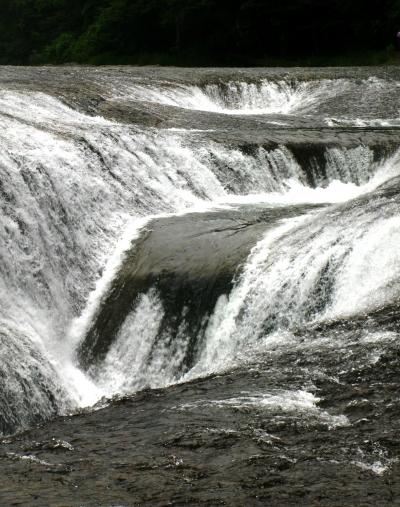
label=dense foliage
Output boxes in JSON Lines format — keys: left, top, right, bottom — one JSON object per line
{"left": 0, "top": 0, "right": 399, "bottom": 65}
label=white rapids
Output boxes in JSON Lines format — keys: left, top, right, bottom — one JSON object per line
{"left": 0, "top": 74, "right": 400, "bottom": 435}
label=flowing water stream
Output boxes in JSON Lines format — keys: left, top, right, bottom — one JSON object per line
{"left": 1, "top": 67, "right": 400, "bottom": 505}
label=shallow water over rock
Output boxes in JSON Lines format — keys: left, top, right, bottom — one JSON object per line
{"left": 1, "top": 66, "right": 400, "bottom": 505}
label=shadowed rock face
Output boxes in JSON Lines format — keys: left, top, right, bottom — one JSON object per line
{"left": 78, "top": 203, "right": 322, "bottom": 371}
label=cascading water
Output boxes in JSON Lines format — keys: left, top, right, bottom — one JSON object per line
{"left": 111, "top": 75, "right": 400, "bottom": 118}
{"left": 2, "top": 66, "right": 400, "bottom": 505}
{"left": 114, "top": 78, "right": 350, "bottom": 114}
{"left": 1, "top": 67, "right": 400, "bottom": 444}
{"left": 191, "top": 175, "right": 400, "bottom": 377}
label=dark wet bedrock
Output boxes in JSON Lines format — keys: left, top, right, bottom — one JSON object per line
{"left": 2, "top": 323, "right": 400, "bottom": 507}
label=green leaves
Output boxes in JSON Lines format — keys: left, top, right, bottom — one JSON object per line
{"left": 0, "top": 0, "right": 399, "bottom": 65}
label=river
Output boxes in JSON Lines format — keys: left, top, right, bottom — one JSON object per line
{"left": 1, "top": 66, "right": 400, "bottom": 505}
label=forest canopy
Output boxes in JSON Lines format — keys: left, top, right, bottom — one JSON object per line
{"left": 0, "top": 0, "right": 399, "bottom": 65}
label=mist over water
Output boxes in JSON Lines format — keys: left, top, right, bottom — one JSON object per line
{"left": 1, "top": 67, "right": 400, "bottom": 453}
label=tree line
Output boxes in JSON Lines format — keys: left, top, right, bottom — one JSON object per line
{"left": 0, "top": 0, "right": 399, "bottom": 65}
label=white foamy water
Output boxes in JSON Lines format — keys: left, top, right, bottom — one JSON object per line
{"left": 94, "top": 289, "right": 172, "bottom": 396}
{"left": 186, "top": 162, "right": 400, "bottom": 376}
{"left": 1, "top": 75, "right": 400, "bottom": 435}
{"left": 111, "top": 76, "right": 400, "bottom": 119}
{"left": 187, "top": 216, "right": 310, "bottom": 377}
{"left": 325, "top": 215, "right": 400, "bottom": 319}
{"left": 326, "top": 117, "right": 400, "bottom": 127}
{"left": 177, "top": 390, "right": 348, "bottom": 428}
{"left": 0, "top": 91, "right": 233, "bottom": 430}
{"left": 116, "top": 78, "right": 351, "bottom": 115}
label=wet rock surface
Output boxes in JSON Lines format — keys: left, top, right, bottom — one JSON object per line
{"left": 2, "top": 66, "right": 400, "bottom": 149}
{"left": 2, "top": 314, "right": 400, "bottom": 506}
{"left": 1, "top": 66, "right": 400, "bottom": 506}
{"left": 2, "top": 186, "right": 400, "bottom": 505}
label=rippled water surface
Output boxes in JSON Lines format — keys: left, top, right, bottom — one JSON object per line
{"left": 1, "top": 66, "right": 400, "bottom": 506}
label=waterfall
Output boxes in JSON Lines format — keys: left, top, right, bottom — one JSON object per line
{"left": 191, "top": 176, "right": 400, "bottom": 376}
{"left": 1, "top": 71, "right": 400, "bottom": 436}
{"left": 114, "top": 79, "right": 352, "bottom": 114}
{"left": 112, "top": 76, "right": 400, "bottom": 118}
